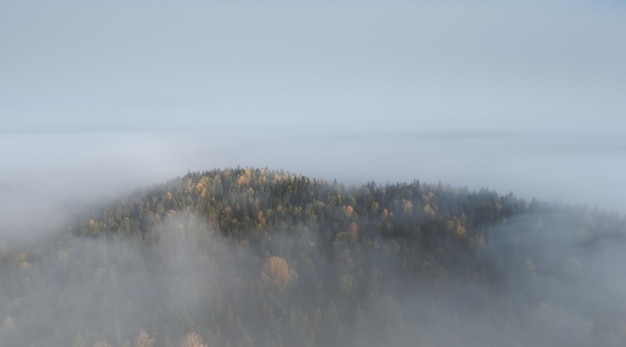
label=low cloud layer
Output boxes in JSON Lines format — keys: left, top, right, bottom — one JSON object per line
{"left": 1, "top": 2, "right": 625, "bottom": 344}
{"left": 1, "top": 205, "right": 624, "bottom": 346}
{"left": 2, "top": 126, "right": 625, "bottom": 244}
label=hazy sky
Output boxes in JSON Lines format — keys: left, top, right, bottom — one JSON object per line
{"left": 2, "top": 0, "right": 624, "bottom": 130}
{"left": 1, "top": 0, "right": 625, "bottom": 236}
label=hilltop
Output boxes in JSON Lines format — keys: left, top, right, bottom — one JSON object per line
{"left": 1, "top": 168, "right": 625, "bottom": 347}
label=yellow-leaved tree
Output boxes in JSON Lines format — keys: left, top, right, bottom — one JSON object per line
{"left": 180, "top": 332, "right": 207, "bottom": 347}
{"left": 1, "top": 316, "right": 16, "bottom": 331}
{"left": 135, "top": 329, "right": 154, "bottom": 347}
{"left": 261, "top": 256, "right": 297, "bottom": 290}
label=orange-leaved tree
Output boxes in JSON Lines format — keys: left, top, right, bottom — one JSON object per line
{"left": 135, "top": 330, "right": 154, "bottom": 347}
{"left": 181, "top": 332, "right": 207, "bottom": 347}
{"left": 261, "top": 256, "right": 297, "bottom": 290}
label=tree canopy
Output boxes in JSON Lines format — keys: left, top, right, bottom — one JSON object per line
{"left": 0, "top": 167, "right": 624, "bottom": 347}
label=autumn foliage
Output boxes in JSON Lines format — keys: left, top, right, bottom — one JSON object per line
{"left": 180, "top": 332, "right": 207, "bottom": 347}
{"left": 3, "top": 168, "right": 621, "bottom": 347}
{"left": 135, "top": 330, "right": 154, "bottom": 347}
{"left": 261, "top": 256, "right": 297, "bottom": 290}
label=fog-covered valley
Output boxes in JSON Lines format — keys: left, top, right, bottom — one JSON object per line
{"left": 2, "top": 0, "right": 625, "bottom": 346}
{"left": 1, "top": 167, "right": 625, "bottom": 347}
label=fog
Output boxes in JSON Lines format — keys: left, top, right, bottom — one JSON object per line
{"left": 1, "top": 207, "right": 625, "bottom": 346}
{"left": 1, "top": 125, "right": 625, "bottom": 241}
{"left": 1, "top": 0, "right": 625, "bottom": 346}
{"left": 2, "top": 0, "right": 625, "bottom": 230}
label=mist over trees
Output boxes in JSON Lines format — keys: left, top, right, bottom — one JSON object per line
{"left": 1, "top": 167, "right": 625, "bottom": 347}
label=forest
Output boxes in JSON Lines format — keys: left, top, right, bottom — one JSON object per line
{"left": 0, "top": 167, "right": 625, "bottom": 347}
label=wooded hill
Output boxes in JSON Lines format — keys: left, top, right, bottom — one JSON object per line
{"left": 1, "top": 168, "right": 625, "bottom": 347}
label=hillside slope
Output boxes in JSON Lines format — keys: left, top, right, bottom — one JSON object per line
{"left": 1, "top": 168, "right": 625, "bottom": 347}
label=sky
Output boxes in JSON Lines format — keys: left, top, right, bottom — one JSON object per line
{"left": 1, "top": 0, "right": 625, "bottom": 237}
{"left": 2, "top": 0, "right": 624, "bottom": 130}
